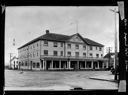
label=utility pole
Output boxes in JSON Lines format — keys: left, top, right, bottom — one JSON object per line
{"left": 9, "top": 53, "right": 13, "bottom": 69}
{"left": 106, "top": 47, "right": 112, "bottom": 68}
{"left": 110, "top": 8, "right": 118, "bottom": 69}
{"left": 110, "top": 8, "right": 119, "bottom": 80}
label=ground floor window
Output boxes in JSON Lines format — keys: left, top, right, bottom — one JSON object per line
{"left": 53, "top": 61, "right": 59, "bottom": 68}
{"left": 33, "top": 63, "right": 36, "bottom": 68}
{"left": 99, "top": 61, "right": 103, "bottom": 68}
{"left": 37, "top": 62, "right": 40, "bottom": 68}
{"left": 86, "top": 61, "right": 91, "bottom": 68}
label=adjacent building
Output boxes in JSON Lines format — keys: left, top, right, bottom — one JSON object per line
{"left": 104, "top": 52, "right": 119, "bottom": 69}
{"left": 10, "top": 56, "right": 19, "bottom": 69}
{"left": 18, "top": 30, "right": 108, "bottom": 70}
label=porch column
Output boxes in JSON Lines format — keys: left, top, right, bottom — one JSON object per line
{"left": 91, "top": 61, "right": 93, "bottom": 69}
{"left": 79, "top": 62, "right": 81, "bottom": 69}
{"left": 97, "top": 61, "right": 99, "bottom": 69}
{"left": 43, "top": 60, "right": 46, "bottom": 70}
{"left": 68, "top": 61, "right": 71, "bottom": 69}
{"left": 85, "top": 61, "right": 86, "bottom": 69}
{"left": 51, "top": 60, "right": 53, "bottom": 69}
{"left": 59, "top": 60, "right": 61, "bottom": 69}
{"left": 77, "top": 61, "right": 79, "bottom": 70}
{"left": 102, "top": 61, "right": 104, "bottom": 69}
{"left": 40, "top": 61, "right": 42, "bottom": 70}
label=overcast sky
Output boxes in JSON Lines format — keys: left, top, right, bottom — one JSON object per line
{"left": 5, "top": 6, "right": 119, "bottom": 65}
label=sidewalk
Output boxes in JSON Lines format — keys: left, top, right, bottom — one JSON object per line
{"left": 89, "top": 72, "right": 118, "bottom": 82}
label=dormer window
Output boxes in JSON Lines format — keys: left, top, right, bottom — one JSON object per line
{"left": 67, "top": 44, "right": 71, "bottom": 49}
{"left": 53, "top": 42, "right": 58, "bottom": 47}
{"left": 83, "top": 45, "right": 86, "bottom": 50}
{"left": 44, "top": 40, "right": 48, "bottom": 46}
{"left": 76, "top": 44, "right": 79, "bottom": 49}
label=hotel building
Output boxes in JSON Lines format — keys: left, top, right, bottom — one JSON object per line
{"left": 18, "top": 30, "right": 108, "bottom": 70}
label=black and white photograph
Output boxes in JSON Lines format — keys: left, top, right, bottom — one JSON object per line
{"left": 3, "top": 1, "right": 127, "bottom": 93}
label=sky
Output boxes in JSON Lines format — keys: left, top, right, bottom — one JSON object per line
{"left": 5, "top": 6, "right": 119, "bottom": 65}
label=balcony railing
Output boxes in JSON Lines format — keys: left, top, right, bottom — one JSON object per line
{"left": 41, "top": 55, "right": 106, "bottom": 60}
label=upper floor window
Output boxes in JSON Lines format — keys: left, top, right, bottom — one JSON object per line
{"left": 67, "top": 51, "right": 71, "bottom": 56}
{"left": 83, "top": 45, "right": 86, "bottom": 50}
{"left": 96, "top": 47, "right": 97, "bottom": 50}
{"left": 90, "top": 53, "right": 93, "bottom": 57}
{"left": 53, "top": 42, "right": 58, "bottom": 47}
{"left": 90, "top": 46, "right": 93, "bottom": 50}
{"left": 101, "top": 54, "right": 103, "bottom": 57}
{"left": 53, "top": 51, "right": 58, "bottom": 56}
{"left": 61, "top": 43, "right": 63, "bottom": 47}
{"left": 96, "top": 54, "right": 99, "bottom": 58}
{"left": 67, "top": 44, "right": 71, "bottom": 49}
{"left": 75, "top": 44, "right": 79, "bottom": 49}
{"left": 37, "top": 43, "right": 38, "bottom": 47}
{"left": 75, "top": 52, "right": 79, "bottom": 57}
{"left": 44, "top": 40, "right": 48, "bottom": 46}
{"left": 99, "top": 47, "right": 102, "bottom": 51}
{"left": 33, "top": 52, "right": 35, "bottom": 57}
{"left": 37, "top": 51, "right": 38, "bottom": 56}
{"left": 60, "top": 51, "right": 63, "bottom": 56}
{"left": 44, "top": 50, "right": 48, "bottom": 56}
{"left": 83, "top": 53, "right": 86, "bottom": 57}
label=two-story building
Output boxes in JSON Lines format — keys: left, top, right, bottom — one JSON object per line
{"left": 18, "top": 30, "right": 108, "bottom": 71}
{"left": 10, "top": 56, "right": 19, "bottom": 69}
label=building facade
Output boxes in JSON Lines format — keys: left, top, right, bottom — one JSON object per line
{"left": 18, "top": 30, "right": 108, "bottom": 70}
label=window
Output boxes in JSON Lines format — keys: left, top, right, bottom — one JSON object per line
{"left": 99, "top": 47, "right": 102, "bottom": 51}
{"left": 76, "top": 44, "right": 79, "bottom": 49}
{"left": 33, "top": 52, "right": 35, "bottom": 57}
{"left": 90, "top": 53, "right": 93, "bottom": 57}
{"left": 44, "top": 50, "right": 48, "bottom": 55}
{"left": 101, "top": 54, "right": 103, "bottom": 57}
{"left": 37, "top": 51, "right": 38, "bottom": 56}
{"left": 83, "top": 53, "right": 86, "bottom": 57}
{"left": 61, "top": 43, "right": 63, "bottom": 47}
{"left": 44, "top": 40, "right": 48, "bottom": 46}
{"left": 83, "top": 45, "right": 86, "bottom": 50}
{"left": 37, "top": 43, "right": 38, "bottom": 47}
{"left": 90, "top": 46, "right": 93, "bottom": 50}
{"left": 96, "top": 54, "right": 99, "bottom": 58}
{"left": 53, "top": 42, "right": 58, "bottom": 47}
{"left": 37, "top": 63, "right": 40, "bottom": 68}
{"left": 25, "top": 62, "right": 27, "bottom": 66}
{"left": 33, "top": 44, "right": 35, "bottom": 48}
{"left": 67, "top": 44, "right": 71, "bottom": 49}
{"left": 67, "top": 51, "right": 71, "bottom": 56}
{"left": 54, "top": 51, "right": 58, "bottom": 56}
{"left": 60, "top": 51, "right": 63, "bottom": 56}
{"left": 96, "top": 47, "right": 97, "bottom": 50}
{"left": 75, "top": 52, "right": 79, "bottom": 57}
{"left": 33, "top": 63, "right": 35, "bottom": 68}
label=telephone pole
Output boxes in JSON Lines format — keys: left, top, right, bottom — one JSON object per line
{"left": 9, "top": 53, "right": 13, "bottom": 69}
{"left": 76, "top": 20, "right": 78, "bottom": 33}
{"left": 106, "top": 47, "right": 112, "bottom": 68}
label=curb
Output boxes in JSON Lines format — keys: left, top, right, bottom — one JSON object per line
{"left": 89, "top": 77, "right": 118, "bottom": 82}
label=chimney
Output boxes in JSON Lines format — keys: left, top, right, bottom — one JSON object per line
{"left": 46, "top": 30, "right": 49, "bottom": 34}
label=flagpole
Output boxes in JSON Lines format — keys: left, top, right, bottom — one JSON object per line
{"left": 76, "top": 20, "right": 78, "bottom": 33}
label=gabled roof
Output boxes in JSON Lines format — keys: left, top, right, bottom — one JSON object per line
{"left": 83, "top": 38, "right": 104, "bottom": 47}
{"left": 104, "top": 52, "right": 119, "bottom": 58}
{"left": 18, "top": 32, "right": 104, "bottom": 49}
{"left": 10, "top": 56, "right": 18, "bottom": 62}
